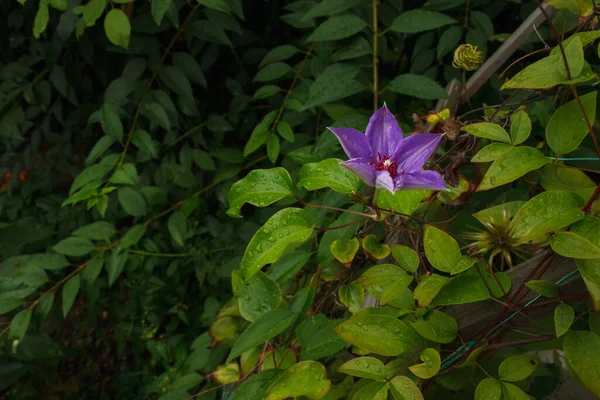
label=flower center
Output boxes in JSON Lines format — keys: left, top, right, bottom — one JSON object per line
{"left": 371, "top": 153, "right": 401, "bottom": 179}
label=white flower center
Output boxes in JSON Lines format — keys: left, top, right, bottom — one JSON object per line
{"left": 383, "top": 159, "right": 392, "bottom": 167}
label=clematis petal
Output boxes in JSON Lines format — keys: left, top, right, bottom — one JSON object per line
{"left": 375, "top": 170, "right": 395, "bottom": 193}
{"left": 395, "top": 133, "right": 443, "bottom": 171}
{"left": 340, "top": 158, "right": 376, "bottom": 187}
{"left": 365, "top": 104, "right": 404, "bottom": 156}
{"left": 395, "top": 170, "right": 446, "bottom": 191}
{"left": 328, "top": 127, "right": 373, "bottom": 159}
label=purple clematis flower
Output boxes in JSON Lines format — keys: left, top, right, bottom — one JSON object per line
{"left": 328, "top": 104, "right": 446, "bottom": 194}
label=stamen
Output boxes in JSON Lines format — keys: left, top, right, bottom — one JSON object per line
{"left": 370, "top": 154, "right": 399, "bottom": 178}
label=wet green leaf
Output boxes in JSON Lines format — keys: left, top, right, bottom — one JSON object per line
{"left": 240, "top": 208, "right": 314, "bottom": 281}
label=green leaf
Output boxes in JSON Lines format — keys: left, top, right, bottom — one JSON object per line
{"left": 254, "top": 62, "right": 292, "bottom": 82}
{"left": 109, "top": 163, "right": 138, "bottom": 185}
{"left": 510, "top": 111, "right": 532, "bottom": 145}
{"left": 471, "top": 143, "right": 513, "bottom": 163}
{"left": 9, "top": 309, "right": 32, "bottom": 342}
{"left": 151, "top": 0, "right": 172, "bottom": 25}
{"left": 551, "top": 30, "right": 600, "bottom": 56}
{"left": 241, "top": 209, "right": 314, "bottom": 281}
{"left": 333, "top": 309, "right": 415, "bottom": 356}
{"left": 265, "top": 361, "right": 331, "bottom": 400}
{"left": 355, "top": 264, "right": 413, "bottom": 305}
{"left": 590, "top": 313, "right": 600, "bottom": 335}
{"left": 339, "top": 284, "right": 364, "bottom": 313}
{"left": 101, "top": 104, "right": 123, "bottom": 142}
{"left": 244, "top": 111, "right": 277, "bottom": 156}
{"left": 73, "top": 222, "right": 116, "bottom": 240}
{"left": 387, "top": 74, "right": 449, "bottom": 100}
{"left": 15, "top": 266, "right": 48, "bottom": 288}
{"left": 230, "top": 371, "right": 282, "bottom": 400}
{"left": 38, "top": 291, "right": 55, "bottom": 320}
{"left": 267, "top": 250, "right": 310, "bottom": 283}
{"left": 86, "top": 136, "right": 115, "bottom": 165}
{"left": 296, "top": 314, "right": 346, "bottom": 361}
{"left": 390, "top": 376, "right": 424, "bottom": 400}
{"left": 473, "top": 201, "right": 525, "bottom": 224}
{"left": 168, "top": 211, "right": 187, "bottom": 247}
{"left": 432, "top": 267, "right": 512, "bottom": 306}
{"left": 554, "top": 302, "right": 575, "bottom": 337}
{"left": 333, "top": 36, "right": 372, "bottom": 61}
{"left": 82, "top": 258, "right": 104, "bottom": 287}
{"left": 81, "top": 0, "right": 106, "bottom": 27}
{"left": 260, "top": 45, "right": 299, "bottom": 68}
{"left": 558, "top": 36, "right": 584, "bottom": 79}
{"left": 34, "top": 2, "right": 50, "bottom": 38}
{"left": 307, "top": 15, "right": 367, "bottom": 42}
{"left": 104, "top": 9, "right": 131, "bottom": 49}
{"left": 375, "top": 189, "right": 428, "bottom": 215}
{"left": 141, "top": 102, "right": 171, "bottom": 130}
{"left": 62, "top": 275, "right": 81, "bottom": 317}
{"left": 408, "top": 348, "right": 441, "bottom": 379}
{"left": 227, "top": 309, "right": 296, "bottom": 362}
{"left": 572, "top": 217, "right": 600, "bottom": 310}
{"left": 227, "top": 168, "right": 294, "bottom": 218}
{"left": 546, "top": 92, "right": 597, "bottom": 155}
{"left": 266, "top": 135, "right": 280, "bottom": 163}
{"left": 475, "top": 378, "right": 502, "bottom": 400}
{"left": 238, "top": 272, "right": 281, "bottom": 322}
{"left": 391, "top": 245, "right": 419, "bottom": 273}
{"left": 564, "top": 330, "right": 600, "bottom": 397}
{"left": 350, "top": 381, "right": 388, "bottom": 400}
{"left": 541, "top": 164, "right": 595, "bottom": 191}
{"left": 187, "top": 20, "right": 233, "bottom": 47}
{"left": 551, "top": 231, "right": 600, "bottom": 259}
{"left": 501, "top": 53, "right": 595, "bottom": 90}
{"left": 498, "top": 355, "right": 539, "bottom": 382}
{"left": 277, "top": 121, "right": 295, "bottom": 142}
{"left": 132, "top": 130, "right": 158, "bottom": 158}
{"left": 510, "top": 191, "right": 584, "bottom": 244}
{"left": 424, "top": 226, "right": 475, "bottom": 274}
{"left": 501, "top": 382, "right": 530, "bottom": 400}
{"left": 53, "top": 237, "right": 94, "bottom": 257}
{"left": 213, "top": 363, "right": 240, "bottom": 384}
{"left": 414, "top": 274, "right": 453, "bottom": 307}
{"left": 298, "top": 158, "right": 359, "bottom": 194}
{"left": 303, "top": 64, "right": 365, "bottom": 110}
{"left": 411, "top": 310, "right": 457, "bottom": 344}
{"left": 173, "top": 52, "right": 207, "bottom": 88}
{"left": 361, "top": 235, "right": 391, "bottom": 260}
{"left": 462, "top": 122, "right": 511, "bottom": 143}
{"left": 159, "top": 66, "right": 195, "bottom": 106}
{"left": 118, "top": 224, "right": 146, "bottom": 250}
{"left": 117, "top": 187, "right": 147, "bottom": 216}
{"left": 303, "top": 0, "right": 360, "bottom": 20}
{"left": 253, "top": 85, "right": 281, "bottom": 100}
{"left": 198, "top": 0, "right": 230, "bottom": 12}
{"left": 330, "top": 237, "right": 359, "bottom": 265}
{"left": 338, "top": 356, "right": 386, "bottom": 380}
{"left": 525, "top": 280, "right": 558, "bottom": 298}
{"left": 438, "top": 26, "right": 463, "bottom": 59}
{"left": 391, "top": 10, "right": 456, "bottom": 33}
{"left": 477, "top": 146, "right": 550, "bottom": 191}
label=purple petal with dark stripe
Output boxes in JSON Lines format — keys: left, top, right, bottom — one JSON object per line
{"left": 396, "top": 133, "right": 444, "bottom": 171}
{"left": 340, "top": 158, "right": 376, "bottom": 187}
{"left": 365, "top": 104, "right": 404, "bottom": 156}
{"left": 395, "top": 170, "right": 446, "bottom": 191}
{"left": 328, "top": 127, "right": 373, "bottom": 159}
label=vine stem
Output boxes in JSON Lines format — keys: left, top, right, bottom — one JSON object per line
{"left": 118, "top": 4, "right": 201, "bottom": 166}
{"left": 293, "top": 194, "right": 374, "bottom": 218}
{"left": 533, "top": 0, "right": 600, "bottom": 160}
{"left": 372, "top": 0, "right": 379, "bottom": 111}
{"left": 271, "top": 43, "right": 315, "bottom": 131}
